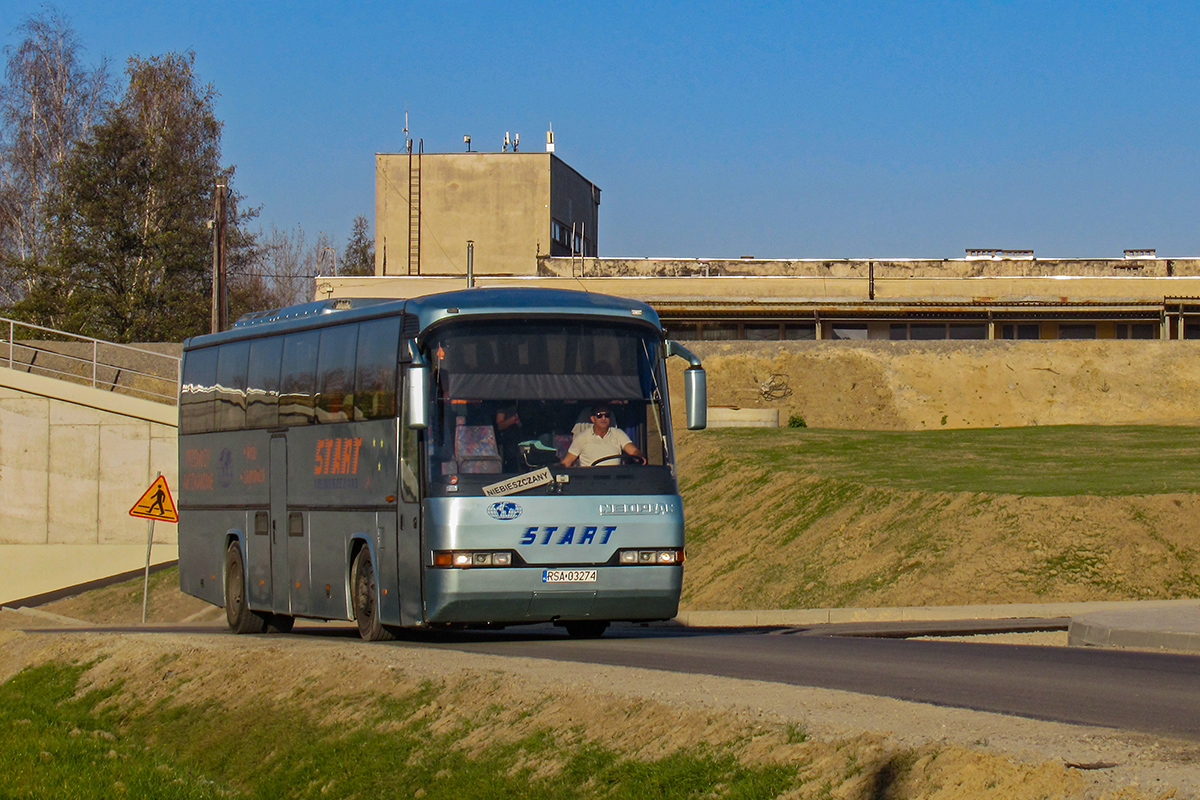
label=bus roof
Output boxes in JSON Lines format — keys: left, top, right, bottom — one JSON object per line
{"left": 404, "top": 287, "right": 661, "bottom": 333}
{"left": 183, "top": 287, "right": 662, "bottom": 351}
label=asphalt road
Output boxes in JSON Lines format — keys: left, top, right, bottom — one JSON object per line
{"left": 400, "top": 625, "right": 1200, "bottom": 739}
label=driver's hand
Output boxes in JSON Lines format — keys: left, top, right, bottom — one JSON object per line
{"left": 632, "top": 454, "right": 647, "bottom": 466}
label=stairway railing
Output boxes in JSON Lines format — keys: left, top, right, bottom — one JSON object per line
{"left": 1, "top": 317, "right": 181, "bottom": 405}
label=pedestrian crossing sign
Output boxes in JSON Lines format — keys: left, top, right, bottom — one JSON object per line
{"left": 129, "top": 476, "right": 178, "bottom": 523}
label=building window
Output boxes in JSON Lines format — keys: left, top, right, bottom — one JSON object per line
{"left": 948, "top": 324, "right": 987, "bottom": 340}
{"left": 1000, "top": 324, "right": 1041, "bottom": 340}
{"left": 663, "top": 323, "right": 700, "bottom": 341}
{"left": 1116, "top": 323, "right": 1158, "bottom": 340}
{"left": 701, "top": 323, "right": 738, "bottom": 341}
{"left": 743, "top": 324, "right": 781, "bottom": 341}
{"left": 784, "top": 324, "right": 816, "bottom": 340}
{"left": 830, "top": 324, "right": 867, "bottom": 340}
{"left": 550, "top": 219, "right": 570, "bottom": 248}
{"left": 1058, "top": 324, "right": 1096, "bottom": 340}
{"left": 910, "top": 323, "right": 948, "bottom": 340}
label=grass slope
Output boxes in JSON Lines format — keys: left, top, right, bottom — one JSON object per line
{"left": 677, "top": 426, "right": 1200, "bottom": 610}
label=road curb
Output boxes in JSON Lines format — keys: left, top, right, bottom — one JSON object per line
{"left": 1068, "top": 605, "right": 1200, "bottom": 653}
{"left": 674, "top": 598, "right": 1200, "bottom": 628}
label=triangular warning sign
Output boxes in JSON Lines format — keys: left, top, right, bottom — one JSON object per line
{"left": 129, "top": 475, "right": 178, "bottom": 522}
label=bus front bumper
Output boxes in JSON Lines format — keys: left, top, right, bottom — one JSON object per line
{"left": 423, "top": 565, "right": 682, "bottom": 625}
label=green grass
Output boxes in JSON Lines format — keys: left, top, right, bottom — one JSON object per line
{"left": 0, "top": 663, "right": 226, "bottom": 799}
{"left": 697, "top": 424, "right": 1200, "bottom": 496}
{"left": 0, "top": 663, "right": 807, "bottom": 799}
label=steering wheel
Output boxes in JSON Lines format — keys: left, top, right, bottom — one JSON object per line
{"left": 588, "top": 453, "right": 646, "bottom": 466}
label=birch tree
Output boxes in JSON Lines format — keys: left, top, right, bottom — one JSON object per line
{"left": 0, "top": 6, "right": 110, "bottom": 302}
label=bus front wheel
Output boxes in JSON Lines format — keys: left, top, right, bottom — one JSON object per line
{"left": 224, "top": 542, "right": 269, "bottom": 634}
{"left": 352, "top": 549, "right": 396, "bottom": 642}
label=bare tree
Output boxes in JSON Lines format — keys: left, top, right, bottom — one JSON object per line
{"left": 0, "top": 6, "right": 110, "bottom": 301}
{"left": 247, "top": 224, "right": 332, "bottom": 310}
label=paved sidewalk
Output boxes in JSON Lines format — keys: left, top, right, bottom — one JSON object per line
{"left": 1069, "top": 604, "right": 1200, "bottom": 652}
{"left": 676, "top": 599, "right": 1200, "bottom": 652}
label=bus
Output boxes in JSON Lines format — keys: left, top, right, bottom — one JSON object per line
{"left": 177, "top": 287, "right": 707, "bottom": 639}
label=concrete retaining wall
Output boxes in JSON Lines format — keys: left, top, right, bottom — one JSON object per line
{"left": 668, "top": 339, "right": 1200, "bottom": 431}
{"left": 0, "top": 367, "right": 178, "bottom": 604}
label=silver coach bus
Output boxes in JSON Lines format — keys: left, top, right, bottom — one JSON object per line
{"left": 177, "top": 288, "right": 706, "bottom": 639}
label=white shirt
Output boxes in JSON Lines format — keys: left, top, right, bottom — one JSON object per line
{"left": 567, "top": 427, "right": 633, "bottom": 467}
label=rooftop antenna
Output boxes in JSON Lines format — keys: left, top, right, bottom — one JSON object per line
{"left": 464, "top": 134, "right": 471, "bottom": 152}
{"left": 503, "top": 132, "right": 510, "bottom": 153}
{"left": 546, "top": 123, "right": 555, "bottom": 153}
{"left": 404, "top": 108, "right": 412, "bottom": 153}
{"left": 513, "top": 133, "right": 519, "bottom": 152}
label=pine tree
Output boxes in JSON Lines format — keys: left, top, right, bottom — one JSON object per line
{"left": 340, "top": 214, "right": 375, "bottom": 276}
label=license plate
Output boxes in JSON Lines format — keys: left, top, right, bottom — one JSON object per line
{"left": 541, "top": 569, "right": 597, "bottom": 583}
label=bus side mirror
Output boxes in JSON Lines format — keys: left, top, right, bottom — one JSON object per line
{"left": 684, "top": 367, "right": 707, "bottom": 430}
{"left": 406, "top": 364, "right": 430, "bottom": 430}
{"left": 666, "top": 340, "right": 707, "bottom": 431}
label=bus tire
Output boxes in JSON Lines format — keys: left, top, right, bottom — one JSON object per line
{"left": 564, "top": 621, "right": 609, "bottom": 639}
{"left": 267, "top": 614, "right": 295, "bottom": 633}
{"left": 225, "top": 541, "right": 269, "bottom": 634}
{"left": 352, "top": 549, "right": 395, "bottom": 642}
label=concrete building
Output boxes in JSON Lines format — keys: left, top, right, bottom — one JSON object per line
{"left": 323, "top": 254, "right": 1200, "bottom": 342}
{"left": 360, "top": 150, "right": 1200, "bottom": 341}
{"left": 375, "top": 148, "right": 600, "bottom": 277}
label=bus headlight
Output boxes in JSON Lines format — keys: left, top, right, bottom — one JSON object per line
{"left": 617, "top": 548, "right": 683, "bottom": 565}
{"left": 432, "top": 550, "right": 515, "bottom": 568}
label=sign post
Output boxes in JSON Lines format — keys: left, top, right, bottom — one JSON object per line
{"left": 129, "top": 474, "right": 179, "bottom": 623}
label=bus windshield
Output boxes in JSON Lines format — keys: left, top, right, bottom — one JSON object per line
{"left": 425, "top": 320, "right": 673, "bottom": 496}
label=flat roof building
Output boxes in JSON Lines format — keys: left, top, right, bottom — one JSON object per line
{"left": 375, "top": 149, "right": 600, "bottom": 277}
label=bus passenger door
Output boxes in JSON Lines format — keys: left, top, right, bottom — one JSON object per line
{"left": 397, "top": 410, "right": 423, "bottom": 627}
{"left": 269, "top": 436, "right": 290, "bottom": 613}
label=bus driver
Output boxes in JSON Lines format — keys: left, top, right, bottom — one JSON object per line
{"left": 561, "top": 403, "right": 645, "bottom": 467}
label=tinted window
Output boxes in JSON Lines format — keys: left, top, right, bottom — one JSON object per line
{"left": 279, "top": 331, "right": 319, "bottom": 426}
{"left": 316, "top": 325, "right": 359, "bottom": 423}
{"left": 214, "top": 341, "right": 250, "bottom": 431}
{"left": 246, "top": 337, "right": 283, "bottom": 429}
{"left": 180, "top": 347, "right": 218, "bottom": 434}
{"left": 354, "top": 317, "right": 401, "bottom": 420}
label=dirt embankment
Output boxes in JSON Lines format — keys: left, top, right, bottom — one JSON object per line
{"left": 669, "top": 340, "right": 1200, "bottom": 431}
{"left": 673, "top": 433, "right": 1200, "bottom": 611}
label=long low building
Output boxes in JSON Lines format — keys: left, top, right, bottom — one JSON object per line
{"left": 319, "top": 255, "right": 1200, "bottom": 342}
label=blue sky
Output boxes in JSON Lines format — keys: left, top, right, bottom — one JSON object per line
{"left": 5, "top": 1, "right": 1200, "bottom": 259}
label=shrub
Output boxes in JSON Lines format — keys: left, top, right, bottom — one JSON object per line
{"left": 787, "top": 414, "right": 807, "bottom": 428}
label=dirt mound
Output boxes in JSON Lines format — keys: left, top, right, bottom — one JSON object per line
{"left": 675, "top": 433, "right": 1200, "bottom": 610}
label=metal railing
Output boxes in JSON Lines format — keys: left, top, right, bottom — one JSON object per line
{"left": 1, "top": 316, "right": 181, "bottom": 405}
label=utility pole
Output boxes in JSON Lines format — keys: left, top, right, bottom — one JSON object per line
{"left": 211, "top": 179, "right": 228, "bottom": 333}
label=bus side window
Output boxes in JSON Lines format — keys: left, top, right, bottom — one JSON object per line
{"left": 279, "top": 330, "right": 319, "bottom": 427}
{"left": 214, "top": 341, "right": 250, "bottom": 432}
{"left": 316, "top": 324, "right": 359, "bottom": 424}
{"left": 246, "top": 337, "right": 283, "bottom": 429}
{"left": 354, "top": 317, "right": 401, "bottom": 421}
{"left": 180, "top": 347, "right": 218, "bottom": 434}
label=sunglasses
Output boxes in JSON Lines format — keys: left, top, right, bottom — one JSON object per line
{"left": 592, "top": 412, "right": 610, "bottom": 418}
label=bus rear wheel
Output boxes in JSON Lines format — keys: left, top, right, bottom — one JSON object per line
{"left": 352, "top": 549, "right": 396, "bottom": 642}
{"left": 564, "top": 621, "right": 609, "bottom": 639}
{"left": 224, "top": 542, "right": 269, "bottom": 634}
